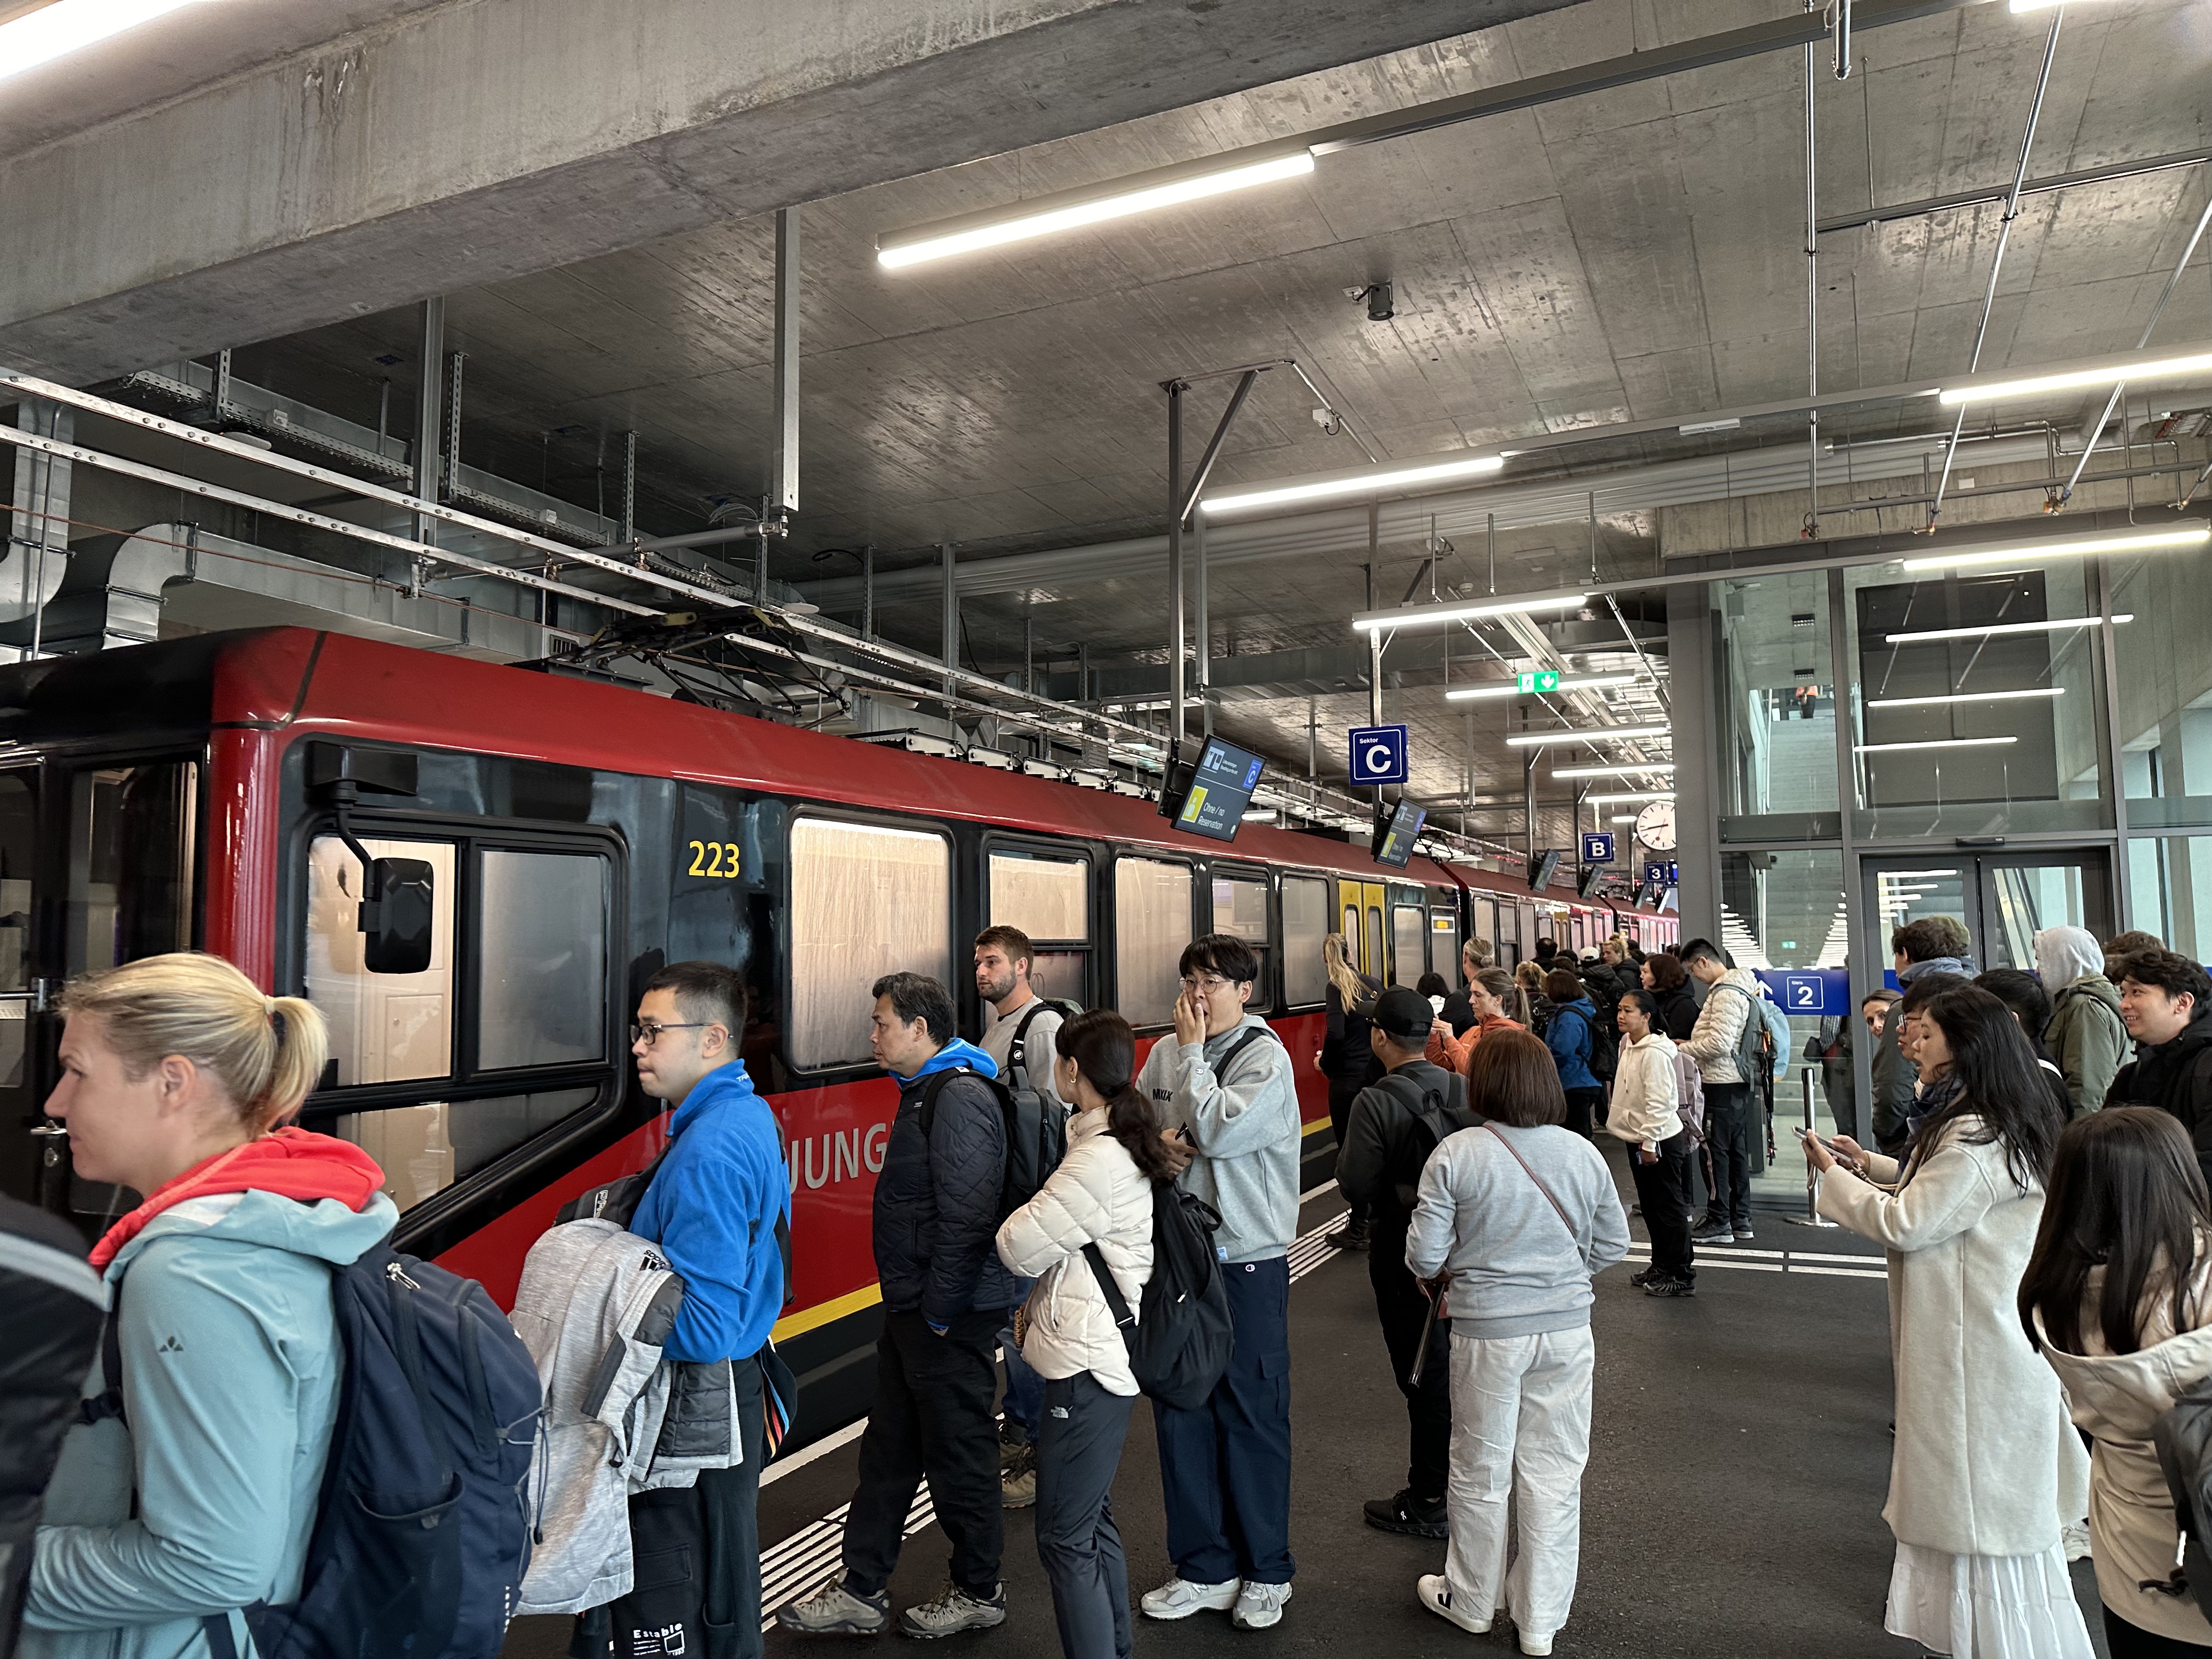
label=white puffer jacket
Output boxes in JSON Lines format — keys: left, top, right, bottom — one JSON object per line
{"left": 995, "top": 1106, "right": 1155, "bottom": 1396}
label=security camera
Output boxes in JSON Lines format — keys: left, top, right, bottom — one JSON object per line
{"left": 1310, "top": 407, "right": 1342, "bottom": 436}
{"left": 1354, "top": 281, "right": 1394, "bottom": 323}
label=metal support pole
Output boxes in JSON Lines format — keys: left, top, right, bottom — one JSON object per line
{"left": 213, "top": 348, "right": 233, "bottom": 415}
{"left": 1194, "top": 510, "right": 1212, "bottom": 736}
{"left": 1524, "top": 751, "right": 1539, "bottom": 866}
{"left": 1167, "top": 381, "right": 1186, "bottom": 752}
{"left": 940, "top": 540, "right": 957, "bottom": 697}
{"left": 1805, "top": 13, "right": 1823, "bottom": 538}
{"left": 771, "top": 207, "right": 800, "bottom": 516}
{"left": 442, "top": 350, "right": 467, "bottom": 505}
{"left": 1833, "top": 0, "right": 1852, "bottom": 79}
{"left": 1024, "top": 614, "right": 1035, "bottom": 698}
{"left": 413, "top": 298, "right": 444, "bottom": 550}
{"left": 1367, "top": 510, "right": 1384, "bottom": 728}
{"left": 1487, "top": 511, "right": 1497, "bottom": 594}
{"left": 619, "top": 431, "right": 636, "bottom": 545}
{"left": 1307, "top": 696, "right": 1319, "bottom": 785}
{"left": 861, "top": 544, "right": 876, "bottom": 641}
{"left": 1785, "top": 1066, "right": 1841, "bottom": 1227}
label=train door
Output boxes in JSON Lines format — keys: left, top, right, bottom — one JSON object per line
{"left": 1430, "top": 892, "right": 1462, "bottom": 984}
{"left": 1387, "top": 887, "right": 1427, "bottom": 988}
{"left": 1336, "top": 878, "right": 1386, "bottom": 979}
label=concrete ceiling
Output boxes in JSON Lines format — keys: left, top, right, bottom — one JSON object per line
{"left": 121, "top": 0, "right": 2212, "bottom": 827}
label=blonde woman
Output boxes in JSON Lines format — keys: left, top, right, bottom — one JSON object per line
{"left": 1516, "top": 960, "right": 1554, "bottom": 1037}
{"left": 1321, "top": 934, "right": 1383, "bottom": 1251}
{"left": 22, "top": 953, "right": 394, "bottom": 1659}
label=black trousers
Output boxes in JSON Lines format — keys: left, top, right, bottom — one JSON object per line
{"left": 1368, "top": 1220, "right": 1451, "bottom": 1504}
{"left": 583, "top": 1350, "right": 767, "bottom": 1659}
{"left": 2103, "top": 1606, "right": 2212, "bottom": 1655}
{"left": 843, "top": 1307, "right": 1005, "bottom": 1599}
{"left": 1035, "top": 1374, "right": 1137, "bottom": 1659}
{"left": 1628, "top": 1132, "right": 1696, "bottom": 1283}
{"left": 1563, "top": 1087, "right": 1604, "bottom": 1141}
{"left": 1701, "top": 1082, "right": 1754, "bottom": 1228}
{"left": 1328, "top": 1078, "right": 1368, "bottom": 1226}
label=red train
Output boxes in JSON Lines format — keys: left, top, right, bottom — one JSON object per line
{"left": 0, "top": 628, "right": 1671, "bottom": 1440}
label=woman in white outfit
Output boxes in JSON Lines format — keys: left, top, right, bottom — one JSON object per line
{"left": 2019, "top": 1107, "right": 2212, "bottom": 1656}
{"left": 1807, "top": 984, "right": 2091, "bottom": 1659}
{"left": 1405, "top": 1028, "right": 1630, "bottom": 1657}
{"left": 995, "top": 1009, "right": 1169, "bottom": 1659}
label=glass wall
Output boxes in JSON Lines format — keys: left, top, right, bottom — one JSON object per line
{"left": 2113, "top": 546, "right": 2212, "bottom": 834}
{"left": 1716, "top": 570, "right": 1839, "bottom": 842}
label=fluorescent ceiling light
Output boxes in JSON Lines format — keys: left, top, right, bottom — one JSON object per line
{"left": 1865, "top": 687, "right": 2065, "bottom": 708}
{"left": 1240, "top": 809, "right": 1277, "bottom": 823}
{"left": 1609, "top": 814, "right": 1638, "bottom": 824}
{"left": 1900, "top": 525, "right": 2208, "bottom": 573}
{"left": 1505, "top": 724, "right": 1672, "bottom": 748}
{"left": 1355, "top": 593, "right": 1589, "bottom": 634}
{"left": 1885, "top": 614, "right": 2132, "bottom": 645}
{"left": 1588, "top": 791, "right": 1677, "bottom": 804}
{"left": 878, "top": 146, "right": 1315, "bottom": 267}
{"left": 1855, "top": 736, "right": 2020, "bottom": 754}
{"left": 1879, "top": 869, "right": 1960, "bottom": 879}
{"left": 0, "top": 0, "right": 212, "bottom": 80}
{"left": 1552, "top": 762, "right": 1678, "bottom": 779}
{"left": 1939, "top": 349, "right": 2212, "bottom": 405}
{"left": 1444, "top": 672, "right": 1641, "bottom": 702}
{"left": 1205, "top": 452, "right": 1504, "bottom": 517}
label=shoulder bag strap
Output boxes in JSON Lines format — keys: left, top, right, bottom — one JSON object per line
{"left": 1480, "top": 1123, "right": 1579, "bottom": 1242}
{"left": 1009, "top": 1002, "right": 1049, "bottom": 1088}
{"left": 1081, "top": 1240, "right": 1136, "bottom": 1333}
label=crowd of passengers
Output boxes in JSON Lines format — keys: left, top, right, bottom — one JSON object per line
{"left": 13, "top": 911, "right": 2212, "bottom": 1659}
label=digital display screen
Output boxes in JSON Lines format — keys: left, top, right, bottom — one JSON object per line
{"left": 1173, "top": 736, "right": 1267, "bottom": 842}
{"left": 1372, "top": 799, "right": 1427, "bottom": 868}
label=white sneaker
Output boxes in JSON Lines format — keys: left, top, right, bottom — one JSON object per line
{"left": 1140, "top": 1577, "right": 1239, "bottom": 1620}
{"left": 1232, "top": 1581, "right": 1292, "bottom": 1630}
{"left": 1416, "top": 1575, "right": 1491, "bottom": 1634}
{"left": 2063, "top": 1520, "right": 2092, "bottom": 1562}
{"left": 1519, "top": 1631, "right": 1554, "bottom": 1656}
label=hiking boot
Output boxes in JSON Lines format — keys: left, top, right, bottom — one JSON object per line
{"left": 1363, "top": 1488, "right": 1447, "bottom": 1538}
{"left": 777, "top": 1575, "right": 892, "bottom": 1635}
{"left": 1141, "top": 1577, "right": 1240, "bottom": 1620}
{"left": 899, "top": 1582, "right": 1006, "bottom": 1640}
{"left": 1691, "top": 1220, "right": 1734, "bottom": 1245}
{"left": 1324, "top": 1220, "right": 1369, "bottom": 1251}
{"left": 1629, "top": 1265, "right": 1656, "bottom": 1288}
{"left": 1644, "top": 1274, "right": 1696, "bottom": 1298}
{"left": 997, "top": 1418, "right": 1030, "bottom": 1458}
{"left": 1232, "top": 1581, "right": 1293, "bottom": 1630}
{"left": 1416, "top": 1575, "right": 1491, "bottom": 1635}
{"left": 1001, "top": 1440, "right": 1037, "bottom": 1509}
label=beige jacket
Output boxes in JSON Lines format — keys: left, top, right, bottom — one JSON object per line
{"left": 1817, "top": 1116, "right": 2091, "bottom": 1556}
{"left": 996, "top": 1107, "right": 1154, "bottom": 1396}
{"left": 2036, "top": 1251, "right": 2212, "bottom": 1645}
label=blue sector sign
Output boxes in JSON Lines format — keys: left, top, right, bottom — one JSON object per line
{"left": 1753, "top": 967, "right": 1851, "bottom": 1017}
{"left": 1581, "top": 832, "right": 1615, "bottom": 865}
{"left": 1348, "top": 724, "right": 1410, "bottom": 786}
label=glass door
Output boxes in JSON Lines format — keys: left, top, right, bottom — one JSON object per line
{"left": 1863, "top": 848, "right": 2113, "bottom": 977}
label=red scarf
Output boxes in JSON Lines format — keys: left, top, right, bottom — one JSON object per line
{"left": 89, "top": 1127, "right": 385, "bottom": 1269}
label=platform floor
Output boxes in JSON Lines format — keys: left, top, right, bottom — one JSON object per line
{"left": 503, "top": 1154, "right": 2110, "bottom": 1658}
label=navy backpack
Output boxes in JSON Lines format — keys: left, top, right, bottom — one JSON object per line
{"left": 88, "top": 1232, "right": 544, "bottom": 1659}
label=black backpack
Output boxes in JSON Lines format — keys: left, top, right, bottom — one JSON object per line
{"left": 1375, "top": 1070, "right": 1481, "bottom": 1207}
{"left": 1002, "top": 997, "right": 1085, "bottom": 1097}
{"left": 922, "top": 1064, "right": 1068, "bottom": 1224}
{"left": 1082, "top": 1185, "right": 1235, "bottom": 1412}
{"left": 87, "top": 1234, "right": 543, "bottom": 1659}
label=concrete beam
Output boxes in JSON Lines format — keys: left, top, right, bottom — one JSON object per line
{"left": 0, "top": 0, "right": 1585, "bottom": 382}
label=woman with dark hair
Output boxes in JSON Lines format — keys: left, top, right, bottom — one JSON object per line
{"left": 1806, "top": 986, "right": 2091, "bottom": 1659}
{"left": 1639, "top": 952, "right": 1699, "bottom": 1043}
{"left": 1542, "top": 968, "right": 1604, "bottom": 1140}
{"left": 995, "top": 1010, "right": 1170, "bottom": 1659}
{"left": 2022, "top": 1109, "right": 2212, "bottom": 1655}
{"left": 1321, "top": 934, "right": 1384, "bottom": 1250}
{"left": 1427, "top": 967, "right": 1529, "bottom": 1075}
{"left": 1404, "top": 1030, "right": 1629, "bottom": 1656}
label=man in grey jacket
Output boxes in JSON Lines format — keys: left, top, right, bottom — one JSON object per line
{"left": 1131, "top": 933, "right": 1302, "bottom": 1632}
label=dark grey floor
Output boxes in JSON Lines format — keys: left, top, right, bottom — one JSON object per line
{"left": 505, "top": 1150, "right": 2110, "bottom": 1658}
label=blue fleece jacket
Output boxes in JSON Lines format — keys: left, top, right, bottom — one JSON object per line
{"left": 630, "top": 1062, "right": 789, "bottom": 1363}
{"left": 1547, "top": 997, "right": 1601, "bottom": 1092}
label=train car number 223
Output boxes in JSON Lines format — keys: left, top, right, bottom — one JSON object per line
{"left": 687, "top": 840, "right": 743, "bottom": 878}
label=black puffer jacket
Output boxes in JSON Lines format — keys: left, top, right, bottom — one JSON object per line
{"left": 872, "top": 1043, "right": 1019, "bottom": 1327}
{"left": 2108, "top": 1003, "right": 2212, "bottom": 1191}
{"left": 3, "top": 1194, "right": 104, "bottom": 1659}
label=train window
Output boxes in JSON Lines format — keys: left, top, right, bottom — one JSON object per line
{"left": 1114, "top": 856, "right": 1193, "bottom": 1028}
{"left": 1364, "top": 906, "right": 1385, "bottom": 988}
{"left": 1282, "top": 877, "right": 1328, "bottom": 1007}
{"left": 1391, "top": 905, "right": 1426, "bottom": 988}
{"left": 307, "top": 835, "right": 457, "bottom": 1086}
{"left": 476, "top": 850, "right": 608, "bottom": 1070}
{"left": 1342, "top": 904, "right": 1359, "bottom": 951}
{"left": 1212, "top": 876, "right": 1268, "bottom": 943}
{"left": 1431, "top": 907, "right": 1461, "bottom": 978}
{"left": 340, "top": 1086, "right": 598, "bottom": 1212}
{"left": 988, "top": 850, "right": 1090, "bottom": 1005}
{"left": 0, "top": 772, "right": 31, "bottom": 994}
{"left": 791, "top": 819, "right": 951, "bottom": 1069}
{"left": 67, "top": 763, "right": 197, "bottom": 974}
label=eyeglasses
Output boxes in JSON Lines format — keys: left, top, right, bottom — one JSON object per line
{"left": 1179, "top": 975, "right": 1242, "bottom": 994}
{"left": 631, "top": 1021, "right": 712, "bottom": 1047}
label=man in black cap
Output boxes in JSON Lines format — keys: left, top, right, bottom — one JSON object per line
{"left": 1334, "top": 985, "right": 1479, "bottom": 1541}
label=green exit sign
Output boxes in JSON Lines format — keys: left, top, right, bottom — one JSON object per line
{"left": 1517, "top": 670, "right": 1560, "bottom": 693}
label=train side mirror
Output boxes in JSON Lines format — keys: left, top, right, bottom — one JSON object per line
{"left": 359, "top": 857, "right": 435, "bottom": 975}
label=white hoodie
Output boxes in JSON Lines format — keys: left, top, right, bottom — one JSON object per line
{"left": 996, "top": 1107, "right": 1155, "bottom": 1397}
{"left": 1607, "top": 1031, "right": 1681, "bottom": 1153}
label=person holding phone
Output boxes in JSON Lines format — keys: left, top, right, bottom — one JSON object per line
{"left": 1806, "top": 986, "right": 2091, "bottom": 1659}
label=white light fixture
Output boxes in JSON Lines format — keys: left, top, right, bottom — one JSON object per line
{"left": 1938, "top": 349, "right": 2212, "bottom": 405}
{"left": 1505, "top": 724, "right": 1672, "bottom": 748}
{"left": 1551, "top": 762, "right": 1678, "bottom": 779}
{"left": 1855, "top": 736, "right": 2020, "bottom": 754}
{"left": 1353, "top": 593, "right": 1589, "bottom": 634}
{"left": 877, "top": 145, "right": 1316, "bottom": 268}
{"left": 1587, "top": 790, "right": 1677, "bottom": 804}
{"left": 1240, "top": 809, "right": 1277, "bottom": 823}
{"left": 1609, "top": 814, "right": 1638, "bottom": 824}
{"left": 1865, "top": 687, "right": 2065, "bottom": 709}
{"left": 1877, "top": 868, "right": 1961, "bottom": 879}
{"left": 1900, "top": 524, "right": 2208, "bottom": 573}
{"left": 1444, "top": 672, "right": 1641, "bottom": 702}
{"left": 1885, "top": 614, "right": 2133, "bottom": 645}
{"left": 1207, "top": 451, "right": 1505, "bottom": 518}
{"left": 0, "top": 0, "right": 213, "bottom": 80}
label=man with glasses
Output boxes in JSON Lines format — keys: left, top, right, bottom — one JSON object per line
{"left": 1131, "top": 934, "right": 1302, "bottom": 1631}
{"left": 609, "top": 961, "right": 787, "bottom": 1659}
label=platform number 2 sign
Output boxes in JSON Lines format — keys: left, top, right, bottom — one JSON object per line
{"left": 687, "top": 839, "right": 742, "bottom": 878}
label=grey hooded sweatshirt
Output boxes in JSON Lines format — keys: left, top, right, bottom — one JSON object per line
{"left": 1136, "top": 1013, "right": 1301, "bottom": 1264}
